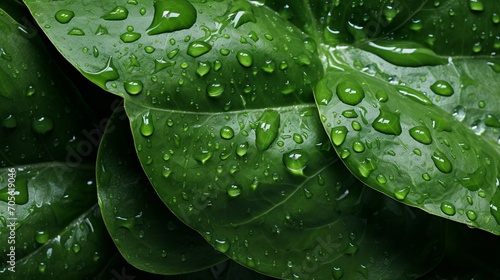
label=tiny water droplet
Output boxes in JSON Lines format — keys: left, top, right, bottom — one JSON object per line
{"left": 372, "top": 109, "right": 402, "bottom": 135}
{"left": 220, "top": 126, "right": 235, "bottom": 140}
{"left": 187, "top": 41, "right": 212, "bottom": 57}
{"left": 140, "top": 112, "right": 155, "bottom": 137}
{"left": 283, "top": 149, "right": 309, "bottom": 176}
{"left": 32, "top": 117, "right": 54, "bottom": 134}
{"left": 336, "top": 80, "right": 365, "bottom": 105}
{"left": 101, "top": 6, "right": 129, "bottom": 20}
{"left": 124, "top": 80, "right": 143, "bottom": 95}
{"left": 409, "top": 126, "right": 432, "bottom": 145}
{"left": 430, "top": 80, "right": 454, "bottom": 96}
{"left": 440, "top": 201, "right": 456, "bottom": 216}
{"left": 147, "top": 0, "right": 197, "bottom": 35}
{"left": 432, "top": 149, "right": 452, "bottom": 173}
{"left": 55, "top": 10, "right": 75, "bottom": 24}
{"left": 236, "top": 50, "right": 253, "bottom": 67}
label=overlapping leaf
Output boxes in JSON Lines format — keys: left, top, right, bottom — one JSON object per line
{"left": 96, "top": 103, "right": 227, "bottom": 275}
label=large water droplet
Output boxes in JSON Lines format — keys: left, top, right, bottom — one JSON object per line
{"left": 440, "top": 201, "right": 456, "bottom": 216}
{"left": 255, "top": 110, "right": 280, "bottom": 151}
{"left": 331, "top": 126, "right": 348, "bottom": 146}
{"left": 140, "top": 112, "right": 154, "bottom": 137}
{"left": 207, "top": 83, "right": 224, "bottom": 98}
{"left": 196, "top": 61, "right": 211, "bottom": 77}
{"left": 216, "top": 0, "right": 256, "bottom": 28}
{"left": 283, "top": 149, "right": 309, "bottom": 176}
{"left": 431, "top": 149, "right": 452, "bottom": 173}
{"left": 82, "top": 57, "right": 120, "bottom": 89}
{"left": 394, "top": 187, "right": 410, "bottom": 200}
{"left": 187, "top": 41, "right": 212, "bottom": 57}
{"left": 372, "top": 109, "right": 402, "bottom": 135}
{"left": 336, "top": 80, "right": 365, "bottom": 105}
{"left": 147, "top": 0, "right": 197, "bottom": 35}
{"left": 35, "top": 231, "right": 49, "bottom": 244}
{"left": 430, "top": 80, "right": 454, "bottom": 96}
{"left": 32, "top": 117, "right": 54, "bottom": 134}
{"left": 214, "top": 239, "right": 230, "bottom": 253}
{"left": 396, "top": 86, "right": 432, "bottom": 105}
{"left": 315, "top": 79, "right": 333, "bottom": 105}
{"left": 468, "top": 0, "right": 484, "bottom": 12}
{"left": 120, "top": 31, "right": 141, "bottom": 43}
{"left": 409, "top": 126, "right": 432, "bottom": 145}
{"left": 101, "top": 6, "right": 129, "bottom": 20}
{"left": 236, "top": 50, "right": 253, "bottom": 67}
{"left": 220, "top": 126, "right": 235, "bottom": 140}
{"left": 332, "top": 267, "right": 344, "bottom": 280}
{"left": 124, "top": 80, "right": 143, "bottom": 95}
{"left": 227, "top": 184, "right": 242, "bottom": 197}
{"left": 236, "top": 142, "right": 249, "bottom": 156}
{"left": 55, "top": 10, "right": 75, "bottom": 24}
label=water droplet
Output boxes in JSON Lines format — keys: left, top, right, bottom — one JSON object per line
{"left": 383, "top": 5, "right": 398, "bottom": 23}
{"left": 236, "top": 50, "right": 253, "bottom": 67}
{"left": 315, "top": 79, "right": 333, "bottom": 105}
{"left": 68, "top": 27, "right": 85, "bottom": 36}
{"left": 409, "top": 126, "right": 432, "bottom": 145}
{"left": 214, "top": 239, "right": 230, "bottom": 253}
{"left": 372, "top": 109, "right": 402, "bottom": 135}
{"left": 140, "top": 112, "right": 154, "bottom": 137}
{"left": 220, "top": 126, "right": 235, "bottom": 140}
{"left": 466, "top": 210, "right": 477, "bottom": 221}
{"left": 32, "top": 117, "right": 54, "bottom": 134}
{"left": 72, "top": 243, "right": 81, "bottom": 253}
{"left": 101, "top": 6, "right": 129, "bottom": 20}
{"left": 376, "top": 174, "right": 387, "bottom": 184}
{"left": 440, "top": 201, "right": 456, "bottom": 216}
{"left": 342, "top": 109, "right": 358, "bottom": 118}
{"left": 255, "top": 110, "right": 280, "bottom": 151}
{"left": 217, "top": 0, "right": 256, "bottom": 28}
{"left": 207, "top": 83, "right": 224, "bottom": 98}
{"left": 0, "top": 47, "right": 12, "bottom": 61}
{"left": 336, "top": 80, "right": 365, "bottom": 105}
{"left": 35, "top": 231, "right": 49, "bottom": 244}
{"left": 468, "top": 0, "right": 484, "bottom": 12}
{"left": 343, "top": 242, "right": 358, "bottom": 255}
{"left": 82, "top": 57, "right": 120, "bottom": 89}
{"left": 396, "top": 86, "right": 432, "bottom": 105}
{"left": 292, "top": 133, "right": 304, "bottom": 144}
{"left": 162, "top": 167, "right": 172, "bottom": 178}
{"left": 38, "top": 262, "right": 46, "bottom": 273}
{"left": 193, "top": 150, "right": 213, "bottom": 164}
{"left": 236, "top": 142, "right": 249, "bottom": 157}
{"left": 196, "top": 61, "right": 211, "bottom": 77}
{"left": 147, "top": 0, "right": 197, "bottom": 35}
{"left": 332, "top": 267, "right": 344, "bottom": 279}
{"left": 187, "top": 41, "right": 212, "bottom": 57}
{"left": 340, "top": 149, "right": 351, "bottom": 159}
{"left": 25, "top": 85, "right": 36, "bottom": 96}
{"left": 394, "top": 187, "right": 410, "bottom": 200}
{"left": 124, "top": 80, "right": 143, "bottom": 95}
{"left": 227, "top": 184, "right": 241, "bottom": 197}
{"left": 430, "top": 80, "right": 454, "bottom": 96}
{"left": 55, "top": 10, "right": 75, "bottom": 24}
{"left": 351, "top": 121, "right": 361, "bottom": 131}
{"left": 2, "top": 115, "right": 17, "bottom": 129}
{"left": 432, "top": 149, "right": 452, "bottom": 173}
{"left": 331, "top": 126, "right": 348, "bottom": 146}
{"left": 120, "top": 31, "right": 141, "bottom": 43}
{"left": 352, "top": 141, "right": 365, "bottom": 153}
{"left": 490, "top": 190, "right": 500, "bottom": 225}
{"left": 283, "top": 149, "right": 309, "bottom": 176}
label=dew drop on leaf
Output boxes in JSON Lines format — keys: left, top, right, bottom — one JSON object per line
{"left": 396, "top": 86, "right": 432, "bottom": 105}
{"left": 431, "top": 149, "right": 452, "bottom": 173}
{"left": 101, "top": 6, "right": 129, "bottom": 20}
{"left": 372, "top": 109, "right": 402, "bottom": 135}
{"left": 255, "top": 110, "right": 280, "bottom": 151}
{"left": 409, "top": 126, "right": 432, "bottom": 145}
{"left": 217, "top": 0, "right": 256, "bottom": 28}
{"left": 206, "top": 83, "right": 224, "bottom": 98}
{"left": 236, "top": 50, "right": 253, "bottom": 67}
{"left": 120, "top": 31, "right": 141, "bottom": 43}
{"left": 440, "top": 201, "right": 456, "bottom": 216}
{"left": 227, "top": 184, "right": 242, "bottom": 197}
{"left": 32, "top": 117, "right": 54, "bottom": 134}
{"left": 55, "top": 10, "right": 75, "bottom": 24}
{"left": 2, "top": 115, "right": 17, "bottom": 129}
{"left": 35, "top": 231, "right": 49, "bottom": 244}
{"left": 466, "top": 210, "right": 477, "bottom": 221}
{"left": 315, "top": 79, "right": 333, "bottom": 105}
{"left": 468, "top": 0, "right": 484, "bottom": 12}
{"left": 162, "top": 166, "right": 172, "bottom": 178}
{"left": 187, "top": 41, "right": 212, "bottom": 58}
{"left": 220, "top": 126, "right": 235, "bottom": 140}
{"left": 352, "top": 141, "right": 365, "bottom": 153}
{"left": 332, "top": 267, "right": 344, "bottom": 280}
{"left": 430, "top": 80, "right": 454, "bottom": 96}
{"left": 140, "top": 112, "right": 154, "bottom": 137}
{"left": 336, "top": 80, "right": 365, "bottom": 105}
{"left": 394, "top": 187, "right": 410, "bottom": 200}
{"left": 82, "top": 57, "right": 120, "bottom": 89}
{"left": 196, "top": 61, "right": 211, "bottom": 77}
{"left": 147, "top": 0, "right": 197, "bottom": 35}
{"left": 68, "top": 27, "right": 85, "bottom": 36}
{"left": 236, "top": 142, "right": 249, "bottom": 156}
{"left": 330, "top": 126, "right": 348, "bottom": 146}
{"left": 124, "top": 80, "right": 143, "bottom": 95}
{"left": 214, "top": 239, "right": 230, "bottom": 253}
{"left": 283, "top": 149, "right": 309, "bottom": 176}
{"left": 490, "top": 189, "right": 500, "bottom": 225}
{"left": 376, "top": 91, "right": 389, "bottom": 102}
{"left": 25, "top": 85, "right": 36, "bottom": 96}
{"left": 342, "top": 109, "right": 358, "bottom": 118}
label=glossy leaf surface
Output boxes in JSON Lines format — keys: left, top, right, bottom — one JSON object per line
{"left": 126, "top": 100, "right": 443, "bottom": 279}
{"left": 0, "top": 163, "right": 113, "bottom": 279}
{"left": 0, "top": 8, "right": 95, "bottom": 167}
{"left": 315, "top": 63, "right": 500, "bottom": 234}
{"left": 96, "top": 103, "right": 226, "bottom": 274}
{"left": 23, "top": 0, "right": 323, "bottom": 113}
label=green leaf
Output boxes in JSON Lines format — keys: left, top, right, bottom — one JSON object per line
{"left": 96, "top": 102, "right": 227, "bottom": 274}
{"left": 22, "top": 0, "right": 323, "bottom": 112}
{"left": 125, "top": 100, "right": 444, "bottom": 279}
{"left": 0, "top": 163, "right": 114, "bottom": 279}
{"left": 315, "top": 60, "right": 500, "bottom": 234}
{"left": 0, "top": 8, "right": 96, "bottom": 167}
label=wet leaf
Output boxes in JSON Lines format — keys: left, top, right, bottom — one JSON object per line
{"left": 96, "top": 103, "right": 227, "bottom": 274}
